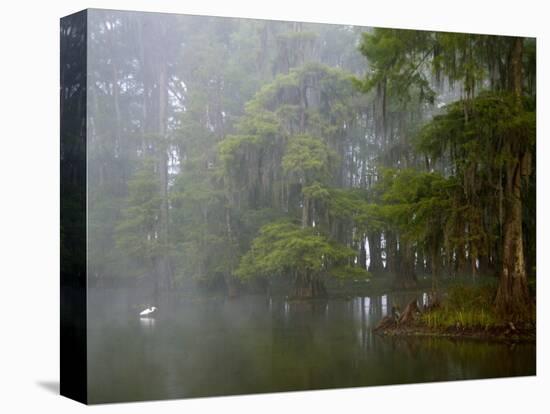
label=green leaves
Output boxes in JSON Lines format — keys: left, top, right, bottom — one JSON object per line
{"left": 282, "top": 135, "right": 335, "bottom": 183}
{"left": 373, "top": 168, "right": 455, "bottom": 243}
{"left": 218, "top": 135, "right": 262, "bottom": 169}
{"left": 417, "top": 92, "right": 535, "bottom": 166}
{"left": 235, "top": 221, "right": 368, "bottom": 281}
{"left": 356, "top": 28, "right": 436, "bottom": 104}
{"left": 115, "top": 158, "right": 162, "bottom": 261}
{"left": 330, "top": 265, "right": 370, "bottom": 280}
{"left": 302, "top": 182, "right": 330, "bottom": 202}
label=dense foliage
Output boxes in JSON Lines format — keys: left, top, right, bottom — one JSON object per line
{"left": 86, "top": 11, "right": 535, "bottom": 317}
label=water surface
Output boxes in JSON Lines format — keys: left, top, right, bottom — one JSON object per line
{"left": 88, "top": 290, "right": 535, "bottom": 403}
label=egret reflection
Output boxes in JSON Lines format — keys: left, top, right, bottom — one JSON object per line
{"left": 139, "top": 316, "right": 156, "bottom": 330}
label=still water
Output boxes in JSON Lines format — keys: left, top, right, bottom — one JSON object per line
{"left": 87, "top": 290, "right": 535, "bottom": 403}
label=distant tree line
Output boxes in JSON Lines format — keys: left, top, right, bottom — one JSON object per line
{"left": 86, "top": 11, "right": 535, "bottom": 318}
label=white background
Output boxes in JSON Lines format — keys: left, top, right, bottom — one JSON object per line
{"left": 0, "top": 0, "right": 548, "bottom": 412}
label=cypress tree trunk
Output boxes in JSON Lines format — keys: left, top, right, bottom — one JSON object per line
{"left": 496, "top": 149, "right": 530, "bottom": 316}
{"left": 470, "top": 249, "right": 478, "bottom": 280}
{"left": 455, "top": 246, "right": 469, "bottom": 277}
{"left": 416, "top": 247, "right": 426, "bottom": 275}
{"left": 367, "top": 231, "right": 383, "bottom": 273}
{"left": 385, "top": 231, "right": 397, "bottom": 274}
{"left": 157, "top": 58, "right": 174, "bottom": 290}
{"left": 224, "top": 206, "right": 239, "bottom": 298}
{"left": 301, "top": 195, "right": 309, "bottom": 228}
{"left": 394, "top": 239, "right": 417, "bottom": 289}
{"left": 523, "top": 194, "right": 536, "bottom": 278}
{"left": 430, "top": 244, "right": 440, "bottom": 300}
{"left": 478, "top": 255, "right": 491, "bottom": 276}
{"left": 495, "top": 37, "right": 531, "bottom": 317}
{"left": 441, "top": 248, "right": 450, "bottom": 277}
{"left": 291, "top": 271, "right": 327, "bottom": 299}
{"left": 425, "top": 247, "right": 433, "bottom": 275}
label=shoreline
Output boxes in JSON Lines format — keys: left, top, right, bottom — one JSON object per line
{"left": 374, "top": 323, "right": 536, "bottom": 344}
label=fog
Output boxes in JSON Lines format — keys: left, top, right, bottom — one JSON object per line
{"left": 60, "top": 9, "right": 536, "bottom": 403}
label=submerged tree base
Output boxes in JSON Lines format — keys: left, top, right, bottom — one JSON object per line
{"left": 289, "top": 277, "right": 328, "bottom": 299}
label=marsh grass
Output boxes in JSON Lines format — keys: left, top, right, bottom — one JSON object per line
{"left": 421, "top": 284, "right": 502, "bottom": 329}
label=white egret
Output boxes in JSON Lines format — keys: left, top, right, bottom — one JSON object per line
{"left": 139, "top": 306, "right": 157, "bottom": 317}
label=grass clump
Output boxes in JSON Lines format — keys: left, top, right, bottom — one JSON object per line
{"left": 421, "top": 284, "right": 501, "bottom": 330}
